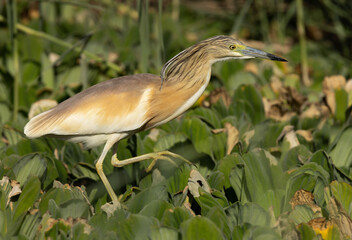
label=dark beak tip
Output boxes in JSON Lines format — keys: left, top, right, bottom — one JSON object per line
{"left": 269, "top": 54, "right": 288, "bottom": 62}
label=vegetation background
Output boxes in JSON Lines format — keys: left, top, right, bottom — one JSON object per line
{"left": 1, "top": 0, "right": 352, "bottom": 239}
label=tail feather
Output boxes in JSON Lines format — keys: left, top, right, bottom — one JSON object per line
{"left": 24, "top": 110, "right": 56, "bottom": 138}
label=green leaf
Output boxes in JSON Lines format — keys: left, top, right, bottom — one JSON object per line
{"left": 13, "top": 177, "right": 41, "bottom": 221}
{"left": 39, "top": 184, "right": 89, "bottom": 215}
{"left": 281, "top": 145, "right": 312, "bottom": 171}
{"left": 288, "top": 205, "right": 314, "bottom": 225}
{"left": 217, "top": 154, "right": 240, "bottom": 189}
{"left": 18, "top": 210, "right": 41, "bottom": 239}
{"left": 41, "top": 52, "right": 54, "bottom": 89}
{"left": 187, "top": 108, "right": 222, "bottom": 129}
{"left": 226, "top": 71, "right": 256, "bottom": 93}
{"left": 127, "top": 185, "right": 168, "bottom": 213}
{"left": 232, "top": 84, "right": 265, "bottom": 124}
{"left": 167, "top": 165, "right": 191, "bottom": 194}
{"left": 181, "top": 216, "right": 225, "bottom": 240}
{"left": 329, "top": 127, "right": 352, "bottom": 169}
{"left": 3, "top": 127, "right": 23, "bottom": 146}
{"left": 181, "top": 117, "right": 213, "bottom": 157}
{"left": 248, "top": 121, "right": 285, "bottom": 150}
{"left": 208, "top": 171, "right": 225, "bottom": 191}
{"left": 161, "top": 206, "right": 192, "bottom": 229}
{"left": 334, "top": 88, "right": 348, "bottom": 122}
{"left": 116, "top": 214, "right": 158, "bottom": 239}
{"left": 298, "top": 223, "right": 317, "bottom": 239}
{"left": 206, "top": 206, "right": 232, "bottom": 239}
{"left": 59, "top": 199, "right": 90, "bottom": 219}
{"left": 13, "top": 154, "right": 46, "bottom": 186}
{"left": 241, "top": 226, "right": 283, "bottom": 240}
{"left": 330, "top": 181, "right": 352, "bottom": 218}
{"left": 139, "top": 200, "right": 173, "bottom": 220}
{"left": 228, "top": 149, "right": 287, "bottom": 216}
{"left": 226, "top": 202, "right": 270, "bottom": 227}
{"left": 154, "top": 132, "right": 187, "bottom": 152}
{"left": 195, "top": 190, "right": 225, "bottom": 215}
{"left": 284, "top": 163, "right": 330, "bottom": 211}
{"left": 150, "top": 227, "right": 178, "bottom": 240}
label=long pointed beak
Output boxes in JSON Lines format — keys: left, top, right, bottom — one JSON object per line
{"left": 240, "top": 46, "right": 287, "bottom": 62}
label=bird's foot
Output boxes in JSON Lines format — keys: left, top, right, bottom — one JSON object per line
{"left": 111, "top": 151, "right": 192, "bottom": 172}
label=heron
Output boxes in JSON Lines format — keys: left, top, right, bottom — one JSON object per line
{"left": 24, "top": 35, "right": 287, "bottom": 206}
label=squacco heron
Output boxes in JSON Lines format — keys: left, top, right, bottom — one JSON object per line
{"left": 24, "top": 35, "right": 287, "bottom": 206}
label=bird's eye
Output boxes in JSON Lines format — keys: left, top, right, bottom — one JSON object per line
{"left": 229, "top": 45, "right": 236, "bottom": 50}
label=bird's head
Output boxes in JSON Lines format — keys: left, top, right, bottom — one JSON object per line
{"left": 203, "top": 35, "right": 287, "bottom": 63}
{"left": 161, "top": 35, "right": 287, "bottom": 83}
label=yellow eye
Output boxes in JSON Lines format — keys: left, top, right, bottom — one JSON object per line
{"left": 229, "top": 45, "right": 236, "bottom": 50}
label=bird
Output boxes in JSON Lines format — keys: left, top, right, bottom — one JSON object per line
{"left": 24, "top": 35, "right": 287, "bottom": 207}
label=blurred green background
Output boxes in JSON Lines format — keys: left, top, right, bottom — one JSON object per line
{"left": 1, "top": 0, "right": 352, "bottom": 239}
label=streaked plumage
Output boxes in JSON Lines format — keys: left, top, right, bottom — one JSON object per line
{"left": 24, "top": 35, "right": 287, "bottom": 205}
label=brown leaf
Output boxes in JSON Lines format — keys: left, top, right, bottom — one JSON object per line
{"left": 345, "top": 79, "right": 352, "bottom": 92}
{"left": 323, "top": 75, "right": 347, "bottom": 114}
{"left": 277, "top": 125, "right": 299, "bottom": 149}
{"left": 147, "top": 128, "right": 159, "bottom": 141}
{"left": 188, "top": 170, "right": 211, "bottom": 198}
{"left": 101, "top": 201, "right": 121, "bottom": 217}
{"left": 211, "top": 128, "right": 226, "bottom": 134}
{"left": 307, "top": 217, "right": 332, "bottom": 233}
{"left": 8, "top": 180, "right": 21, "bottom": 204}
{"left": 327, "top": 197, "right": 352, "bottom": 238}
{"left": 224, "top": 123, "right": 239, "bottom": 155}
{"left": 296, "top": 130, "right": 313, "bottom": 142}
{"left": 323, "top": 75, "right": 346, "bottom": 91}
{"left": 300, "top": 104, "right": 321, "bottom": 119}
{"left": 207, "top": 87, "right": 232, "bottom": 108}
{"left": 281, "top": 87, "right": 307, "bottom": 113}
{"left": 270, "top": 76, "right": 284, "bottom": 95}
{"left": 28, "top": 99, "right": 58, "bottom": 119}
{"left": 262, "top": 97, "right": 296, "bottom": 122}
{"left": 44, "top": 217, "right": 91, "bottom": 234}
{"left": 244, "top": 62, "right": 259, "bottom": 75}
{"left": 243, "top": 130, "right": 255, "bottom": 145}
{"left": 289, "top": 190, "right": 313, "bottom": 208}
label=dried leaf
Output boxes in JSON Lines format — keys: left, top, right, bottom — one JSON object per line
{"left": 323, "top": 75, "right": 347, "bottom": 114}
{"left": 8, "top": 180, "right": 22, "bottom": 203}
{"left": 224, "top": 122, "right": 239, "bottom": 155}
{"left": 328, "top": 198, "right": 352, "bottom": 238}
{"left": 211, "top": 128, "right": 225, "bottom": 134}
{"left": 300, "top": 104, "right": 321, "bottom": 119}
{"left": 188, "top": 170, "right": 211, "bottom": 198}
{"left": 345, "top": 79, "right": 352, "bottom": 92}
{"left": 101, "top": 201, "right": 121, "bottom": 217}
{"left": 28, "top": 99, "right": 57, "bottom": 119}
{"left": 323, "top": 75, "right": 346, "bottom": 91}
{"left": 148, "top": 128, "right": 160, "bottom": 141}
{"left": 262, "top": 97, "right": 296, "bottom": 121}
{"left": 45, "top": 217, "right": 91, "bottom": 234}
{"left": 207, "top": 88, "right": 231, "bottom": 108}
{"left": 277, "top": 125, "right": 299, "bottom": 148}
{"left": 243, "top": 129, "right": 255, "bottom": 145}
{"left": 308, "top": 217, "right": 333, "bottom": 237}
{"left": 296, "top": 130, "right": 313, "bottom": 142}
{"left": 244, "top": 62, "right": 259, "bottom": 75}
{"left": 270, "top": 76, "right": 284, "bottom": 94}
{"left": 289, "top": 190, "right": 321, "bottom": 213}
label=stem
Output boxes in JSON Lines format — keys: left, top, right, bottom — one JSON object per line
{"left": 6, "top": 0, "right": 20, "bottom": 122}
{"left": 296, "top": 0, "right": 310, "bottom": 86}
{"left": 0, "top": 15, "right": 123, "bottom": 73}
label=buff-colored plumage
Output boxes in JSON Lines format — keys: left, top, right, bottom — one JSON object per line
{"left": 24, "top": 35, "right": 287, "bottom": 206}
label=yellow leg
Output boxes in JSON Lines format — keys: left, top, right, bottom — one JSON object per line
{"left": 111, "top": 151, "right": 192, "bottom": 172}
{"left": 95, "top": 136, "right": 121, "bottom": 207}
